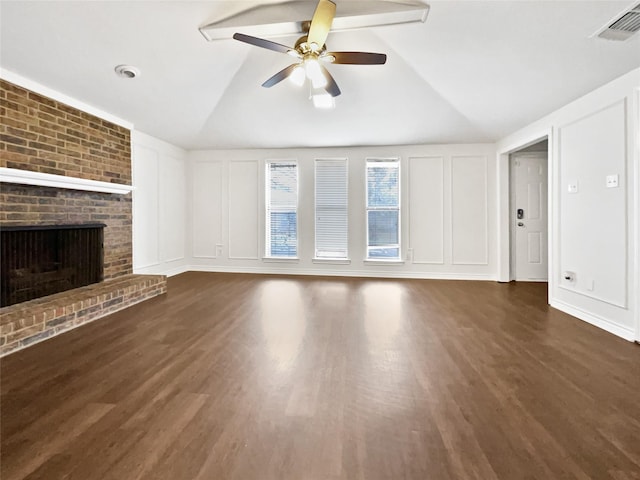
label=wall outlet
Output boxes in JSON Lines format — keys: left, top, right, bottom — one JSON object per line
{"left": 407, "top": 248, "right": 413, "bottom": 261}
{"left": 586, "top": 278, "right": 594, "bottom": 291}
{"left": 216, "top": 244, "right": 223, "bottom": 256}
{"left": 606, "top": 174, "right": 619, "bottom": 188}
{"left": 567, "top": 181, "right": 578, "bottom": 194}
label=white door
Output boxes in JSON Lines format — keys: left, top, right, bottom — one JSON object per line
{"left": 511, "top": 153, "right": 548, "bottom": 281}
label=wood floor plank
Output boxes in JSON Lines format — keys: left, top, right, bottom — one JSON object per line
{"left": 1, "top": 273, "right": 639, "bottom": 479}
{"left": 2, "top": 402, "right": 115, "bottom": 479}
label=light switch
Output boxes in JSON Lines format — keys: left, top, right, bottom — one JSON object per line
{"left": 567, "top": 182, "right": 578, "bottom": 194}
{"left": 606, "top": 174, "right": 619, "bottom": 188}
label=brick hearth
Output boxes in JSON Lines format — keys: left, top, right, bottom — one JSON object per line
{"left": 0, "top": 274, "right": 166, "bottom": 356}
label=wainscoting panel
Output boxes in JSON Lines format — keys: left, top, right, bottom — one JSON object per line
{"left": 160, "top": 155, "right": 186, "bottom": 263}
{"left": 229, "top": 161, "right": 259, "bottom": 260}
{"left": 193, "top": 161, "right": 222, "bottom": 258}
{"left": 409, "top": 156, "right": 444, "bottom": 264}
{"left": 558, "top": 100, "right": 627, "bottom": 308}
{"left": 451, "top": 155, "right": 488, "bottom": 265}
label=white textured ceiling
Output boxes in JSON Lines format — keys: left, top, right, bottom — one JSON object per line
{"left": 1, "top": 1, "right": 639, "bottom": 150}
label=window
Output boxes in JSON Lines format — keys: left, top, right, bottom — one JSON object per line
{"left": 366, "top": 159, "right": 400, "bottom": 259}
{"left": 265, "top": 161, "right": 298, "bottom": 258}
{"left": 315, "top": 159, "right": 348, "bottom": 259}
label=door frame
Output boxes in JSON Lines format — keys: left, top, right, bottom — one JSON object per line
{"left": 496, "top": 130, "right": 552, "bottom": 300}
{"left": 634, "top": 87, "right": 640, "bottom": 343}
{"left": 509, "top": 151, "right": 548, "bottom": 282}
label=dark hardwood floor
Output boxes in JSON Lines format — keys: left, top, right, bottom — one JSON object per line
{"left": 1, "top": 272, "right": 639, "bottom": 480}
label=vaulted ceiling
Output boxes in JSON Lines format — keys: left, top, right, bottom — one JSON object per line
{"left": 1, "top": 1, "right": 639, "bottom": 150}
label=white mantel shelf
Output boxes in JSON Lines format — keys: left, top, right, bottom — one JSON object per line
{"left": 0, "top": 167, "right": 134, "bottom": 195}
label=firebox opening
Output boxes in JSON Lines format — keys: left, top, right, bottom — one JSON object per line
{"left": 1, "top": 224, "right": 105, "bottom": 307}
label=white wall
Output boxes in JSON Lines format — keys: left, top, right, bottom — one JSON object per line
{"left": 187, "top": 144, "right": 497, "bottom": 280}
{"left": 132, "top": 131, "right": 188, "bottom": 276}
{"left": 496, "top": 68, "right": 640, "bottom": 341}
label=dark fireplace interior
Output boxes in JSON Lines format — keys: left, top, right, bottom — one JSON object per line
{"left": 1, "top": 224, "right": 105, "bottom": 307}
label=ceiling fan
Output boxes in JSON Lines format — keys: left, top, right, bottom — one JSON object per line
{"left": 233, "top": 0, "right": 387, "bottom": 108}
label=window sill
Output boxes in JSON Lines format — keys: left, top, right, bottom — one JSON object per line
{"left": 312, "top": 258, "right": 351, "bottom": 265}
{"left": 363, "top": 259, "right": 405, "bottom": 265}
{"left": 262, "top": 257, "right": 300, "bottom": 263}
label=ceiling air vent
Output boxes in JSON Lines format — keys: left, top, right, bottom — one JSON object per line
{"left": 595, "top": 2, "right": 640, "bottom": 41}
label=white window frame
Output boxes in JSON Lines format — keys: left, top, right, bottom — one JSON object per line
{"left": 365, "top": 158, "right": 401, "bottom": 261}
{"left": 264, "top": 160, "right": 298, "bottom": 259}
{"left": 314, "top": 158, "right": 349, "bottom": 261}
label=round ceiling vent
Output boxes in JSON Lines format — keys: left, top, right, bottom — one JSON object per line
{"left": 114, "top": 65, "right": 140, "bottom": 79}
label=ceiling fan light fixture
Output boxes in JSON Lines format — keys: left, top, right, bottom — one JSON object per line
{"left": 311, "top": 75, "right": 327, "bottom": 89}
{"left": 311, "top": 91, "right": 335, "bottom": 109}
{"left": 304, "top": 58, "right": 327, "bottom": 88}
{"left": 289, "top": 65, "right": 306, "bottom": 86}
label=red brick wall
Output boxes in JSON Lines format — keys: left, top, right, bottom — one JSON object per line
{"left": 0, "top": 79, "right": 131, "bottom": 184}
{"left": 0, "top": 79, "right": 132, "bottom": 279}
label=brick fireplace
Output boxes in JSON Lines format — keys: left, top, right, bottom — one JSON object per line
{"left": 0, "top": 78, "right": 166, "bottom": 355}
{"left": 1, "top": 183, "right": 132, "bottom": 279}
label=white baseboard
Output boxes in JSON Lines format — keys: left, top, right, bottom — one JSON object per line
{"left": 183, "top": 264, "right": 496, "bottom": 281}
{"left": 550, "top": 299, "right": 635, "bottom": 341}
{"left": 134, "top": 263, "right": 189, "bottom": 277}
{"left": 163, "top": 265, "right": 191, "bottom": 277}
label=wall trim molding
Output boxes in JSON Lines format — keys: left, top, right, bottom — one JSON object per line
{"left": 550, "top": 298, "right": 635, "bottom": 341}
{"left": 192, "top": 160, "right": 223, "bottom": 259}
{"left": 180, "top": 265, "right": 496, "bottom": 281}
{"left": 451, "top": 155, "right": 489, "bottom": 265}
{"left": 634, "top": 87, "right": 640, "bottom": 341}
{"left": 408, "top": 155, "right": 446, "bottom": 264}
{"left": 163, "top": 265, "right": 191, "bottom": 277}
{"left": 556, "top": 98, "right": 629, "bottom": 309}
{"left": 228, "top": 160, "right": 260, "bottom": 259}
{"left": 0, "top": 167, "right": 133, "bottom": 195}
{"left": 133, "top": 263, "right": 189, "bottom": 277}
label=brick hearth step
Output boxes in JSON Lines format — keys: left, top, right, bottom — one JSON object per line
{"left": 0, "top": 274, "right": 166, "bottom": 356}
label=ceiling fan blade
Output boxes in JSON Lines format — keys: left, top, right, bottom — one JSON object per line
{"left": 319, "top": 64, "right": 341, "bottom": 97}
{"left": 326, "top": 51, "right": 387, "bottom": 65}
{"left": 233, "top": 33, "right": 296, "bottom": 56}
{"left": 262, "top": 64, "right": 299, "bottom": 88}
{"left": 307, "top": 0, "right": 336, "bottom": 49}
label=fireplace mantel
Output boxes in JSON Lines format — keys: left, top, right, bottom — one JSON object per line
{"left": 0, "top": 167, "right": 133, "bottom": 195}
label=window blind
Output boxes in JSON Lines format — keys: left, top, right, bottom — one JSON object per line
{"left": 366, "top": 159, "right": 400, "bottom": 259}
{"left": 265, "top": 161, "right": 298, "bottom": 257}
{"left": 315, "top": 159, "right": 348, "bottom": 259}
